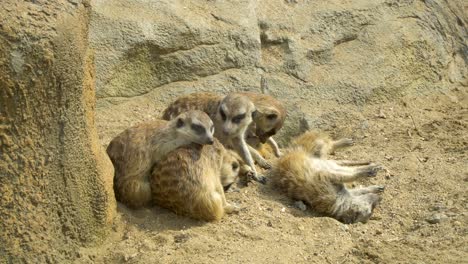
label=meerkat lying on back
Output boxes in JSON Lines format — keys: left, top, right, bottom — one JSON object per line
{"left": 162, "top": 92, "right": 267, "bottom": 183}
{"left": 270, "top": 133, "right": 384, "bottom": 224}
{"left": 150, "top": 139, "right": 241, "bottom": 221}
{"left": 106, "top": 110, "right": 215, "bottom": 208}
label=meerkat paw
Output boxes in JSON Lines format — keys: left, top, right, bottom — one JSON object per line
{"left": 224, "top": 203, "right": 240, "bottom": 214}
{"left": 374, "top": 185, "right": 385, "bottom": 193}
{"left": 341, "top": 138, "right": 354, "bottom": 146}
{"left": 361, "top": 164, "right": 383, "bottom": 177}
{"left": 257, "top": 159, "right": 272, "bottom": 170}
{"left": 226, "top": 186, "right": 241, "bottom": 193}
{"left": 253, "top": 174, "right": 268, "bottom": 184}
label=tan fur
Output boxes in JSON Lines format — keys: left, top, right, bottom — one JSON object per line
{"left": 237, "top": 92, "right": 286, "bottom": 144}
{"left": 107, "top": 110, "right": 214, "bottom": 208}
{"left": 161, "top": 92, "right": 266, "bottom": 183}
{"left": 270, "top": 133, "right": 384, "bottom": 224}
{"left": 289, "top": 130, "right": 354, "bottom": 158}
{"left": 162, "top": 92, "right": 223, "bottom": 121}
{"left": 150, "top": 139, "right": 239, "bottom": 221}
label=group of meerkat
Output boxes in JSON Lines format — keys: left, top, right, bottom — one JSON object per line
{"left": 106, "top": 88, "right": 385, "bottom": 223}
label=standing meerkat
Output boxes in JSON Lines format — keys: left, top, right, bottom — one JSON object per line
{"left": 270, "top": 136, "right": 384, "bottom": 224}
{"left": 162, "top": 92, "right": 266, "bottom": 183}
{"left": 289, "top": 130, "right": 354, "bottom": 158}
{"left": 107, "top": 110, "right": 215, "bottom": 208}
{"left": 150, "top": 139, "right": 241, "bottom": 221}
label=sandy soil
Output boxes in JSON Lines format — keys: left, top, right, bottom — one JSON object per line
{"left": 81, "top": 87, "right": 467, "bottom": 263}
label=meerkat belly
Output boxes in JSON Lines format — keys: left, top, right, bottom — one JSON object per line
{"left": 308, "top": 158, "right": 341, "bottom": 173}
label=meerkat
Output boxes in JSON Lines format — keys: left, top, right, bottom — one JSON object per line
{"left": 270, "top": 136, "right": 385, "bottom": 224}
{"left": 162, "top": 92, "right": 266, "bottom": 183}
{"left": 161, "top": 92, "right": 223, "bottom": 121}
{"left": 214, "top": 93, "right": 266, "bottom": 183}
{"left": 150, "top": 139, "right": 241, "bottom": 221}
{"left": 162, "top": 91, "right": 286, "bottom": 170}
{"left": 106, "top": 110, "right": 215, "bottom": 208}
{"left": 289, "top": 130, "right": 355, "bottom": 158}
{"left": 238, "top": 91, "right": 287, "bottom": 159}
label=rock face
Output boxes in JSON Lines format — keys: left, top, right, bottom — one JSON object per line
{"left": 91, "top": 0, "right": 466, "bottom": 145}
{"left": 0, "top": 0, "right": 115, "bottom": 262}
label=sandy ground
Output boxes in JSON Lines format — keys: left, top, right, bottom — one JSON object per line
{"left": 81, "top": 87, "right": 467, "bottom": 263}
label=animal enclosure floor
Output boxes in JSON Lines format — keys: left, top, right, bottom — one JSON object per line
{"left": 82, "top": 87, "right": 467, "bottom": 264}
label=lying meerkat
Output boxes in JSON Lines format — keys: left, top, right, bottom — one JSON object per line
{"left": 150, "top": 139, "right": 241, "bottom": 221}
{"left": 270, "top": 137, "right": 384, "bottom": 224}
{"left": 106, "top": 110, "right": 215, "bottom": 208}
{"left": 162, "top": 92, "right": 266, "bottom": 183}
{"left": 289, "top": 130, "right": 354, "bottom": 158}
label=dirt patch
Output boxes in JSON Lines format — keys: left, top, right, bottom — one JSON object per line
{"left": 83, "top": 87, "right": 467, "bottom": 263}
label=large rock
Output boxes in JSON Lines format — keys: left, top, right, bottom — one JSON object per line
{"left": 0, "top": 0, "right": 115, "bottom": 261}
{"left": 91, "top": 0, "right": 467, "bottom": 144}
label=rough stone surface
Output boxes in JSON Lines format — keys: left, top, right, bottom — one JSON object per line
{"left": 91, "top": 0, "right": 467, "bottom": 145}
{"left": 0, "top": 0, "right": 115, "bottom": 262}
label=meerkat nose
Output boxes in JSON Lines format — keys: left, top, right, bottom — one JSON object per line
{"left": 206, "top": 138, "right": 214, "bottom": 145}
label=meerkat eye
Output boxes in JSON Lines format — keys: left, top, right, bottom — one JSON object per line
{"left": 219, "top": 108, "right": 226, "bottom": 121}
{"left": 232, "top": 162, "right": 239, "bottom": 170}
{"left": 176, "top": 118, "right": 184, "bottom": 128}
{"left": 267, "top": 113, "right": 278, "bottom": 120}
{"left": 190, "top": 124, "right": 206, "bottom": 135}
{"left": 232, "top": 113, "right": 246, "bottom": 124}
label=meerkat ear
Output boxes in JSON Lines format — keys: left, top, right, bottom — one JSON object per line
{"left": 176, "top": 118, "right": 184, "bottom": 128}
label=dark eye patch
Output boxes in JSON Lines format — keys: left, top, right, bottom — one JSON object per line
{"left": 190, "top": 124, "right": 206, "bottom": 135}
{"left": 219, "top": 108, "right": 226, "bottom": 121}
{"left": 176, "top": 118, "right": 184, "bottom": 128}
{"left": 232, "top": 113, "right": 246, "bottom": 124}
{"left": 267, "top": 113, "right": 278, "bottom": 120}
{"left": 232, "top": 162, "right": 239, "bottom": 170}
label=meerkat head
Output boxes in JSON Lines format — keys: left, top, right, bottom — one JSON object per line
{"left": 172, "top": 110, "right": 215, "bottom": 145}
{"left": 216, "top": 94, "right": 256, "bottom": 138}
{"left": 341, "top": 194, "right": 382, "bottom": 224}
{"left": 220, "top": 149, "right": 242, "bottom": 191}
{"left": 253, "top": 105, "right": 286, "bottom": 143}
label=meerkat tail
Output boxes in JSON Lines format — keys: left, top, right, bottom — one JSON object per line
{"left": 114, "top": 178, "right": 152, "bottom": 208}
{"left": 191, "top": 191, "right": 225, "bottom": 221}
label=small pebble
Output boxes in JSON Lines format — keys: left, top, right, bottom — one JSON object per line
{"left": 426, "top": 213, "right": 448, "bottom": 224}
